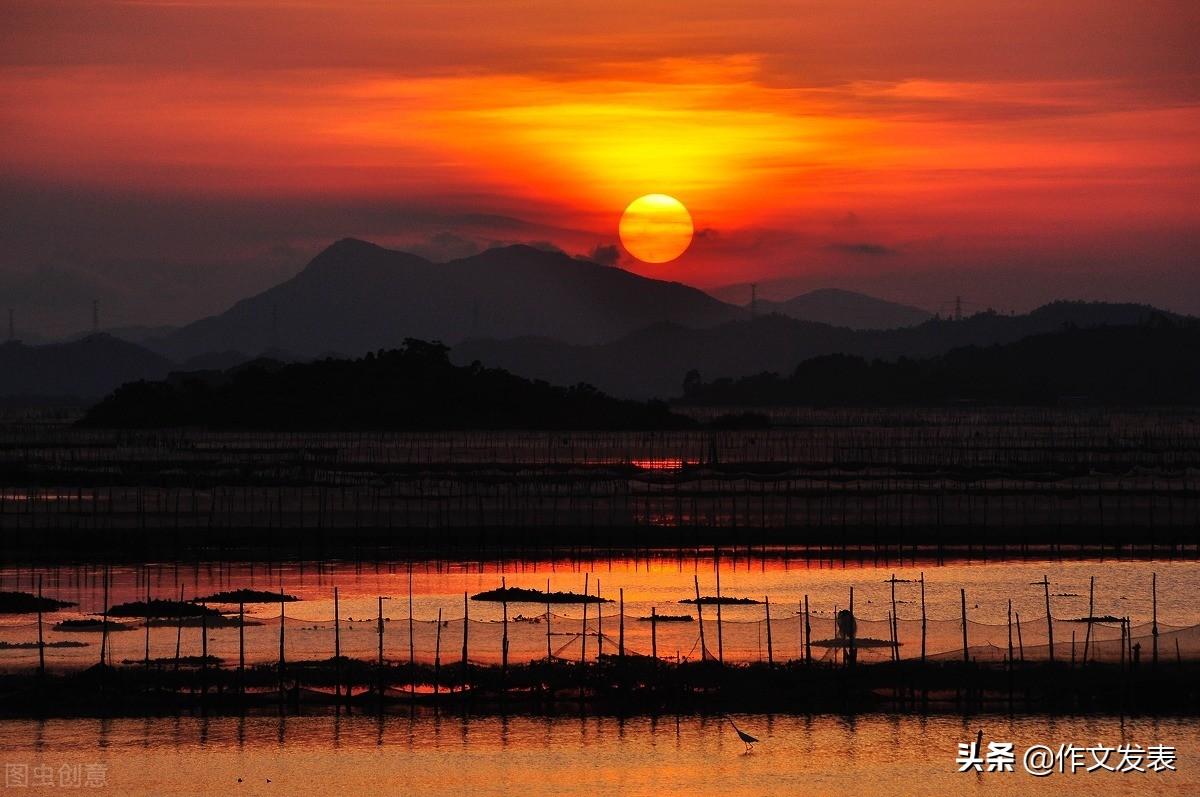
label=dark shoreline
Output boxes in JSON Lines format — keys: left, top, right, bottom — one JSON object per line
{"left": 0, "top": 525, "right": 1198, "bottom": 563}
{"left": 2, "top": 658, "right": 1197, "bottom": 719}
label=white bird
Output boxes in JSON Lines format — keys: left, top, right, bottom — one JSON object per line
{"left": 725, "top": 716, "right": 759, "bottom": 752}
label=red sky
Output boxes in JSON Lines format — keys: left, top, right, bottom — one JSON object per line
{"left": 1, "top": 0, "right": 1198, "bottom": 333}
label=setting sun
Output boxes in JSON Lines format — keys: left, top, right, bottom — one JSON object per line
{"left": 618, "top": 194, "right": 694, "bottom": 264}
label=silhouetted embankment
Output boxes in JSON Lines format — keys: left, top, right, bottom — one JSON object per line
{"left": 2, "top": 657, "right": 1197, "bottom": 718}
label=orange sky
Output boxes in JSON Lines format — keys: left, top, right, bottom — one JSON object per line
{"left": 1, "top": 0, "right": 1198, "bottom": 332}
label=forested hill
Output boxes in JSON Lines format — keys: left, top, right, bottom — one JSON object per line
{"left": 677, "top": 321, "right": 1200, "bottom": 406}
{"left": 80, "top": 340, "right": 693, "bottom": 430}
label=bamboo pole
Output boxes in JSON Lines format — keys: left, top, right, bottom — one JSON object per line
{"left": 1007, "top": 600, "right": 1014, "bottom": 668}
{"left": 715, "top": 555, "right": 724, "bottom": 664}
{"left": 889, "top": 574, "right": 898, "bottom": 663}
{"left": 581, "top": 573, "right": 589, "bottom": 664}
{"left": 804, "top": 594, "right": 811, "bottom": 664}
{"left": 36, "top": 574, "right": 45, "bottom": 678}
{"left": 651, "top": 607, "right": 657, "bottom": 661}
{"left": 99, "top": 566, "right": 109, "bottom": 667}
{"left": 143, "top": 566, "right": 151, "bottom": 669}
{"left": 546, "top": 579, "right": 552, "bottom": 660}
{"left": 1083, "top": 575, "right": 1094, "bottom": 664}
{"left": 277, "top": 586, "right": 285, "bottom": 697}
{"left": 175, "top": 583, "right": 185, "bottom": 675}
{"left": 619, "top": 588, "right": 625, "bottom": 661}
{"left": 848, "top": 586, "right": 856, "bottom": 667}
{"left": 693, "top": 575, "right": 706, "bottom": 661}
{"left": 200, "top": 601, "right": 208, "bottom": 696}
{"left": 502, "top": 576, "right": 509, "bottom": 676}
{"left": 920, "top": 573, "right": 926, "bottom": 663}
{"left": 765, "top": 595, "right": 773, "bottom": 665}
{"left": 1015, "top": 612, "right": 1025, "bottom": 664}
{"left": 596, "top": 578, "right": 603, "bottom": 661}
{"left": 960, "top": 588, "right": 969, "bottom": 664}
{"left": 1152, "top": 572, "right": 1159, "bottom": 669}
{"left": 377, "top": 596, "right": 385, "bottom": 695}
{"left": 434, "top": 608, "right": 442, "bottom": 698}
{"left": 408, "top": 567, "right": 415, "bottom": 682}
{"left": 333, "top": 586, "right": 341, "bottom": 700}
{"left": 461, "top": 592, "right": 469, "bottom": 672}
{"left": 1042, "top": 575, "right": 1054, "bottom": 663}
{"left": 238, "top": 600, "right": 245, "bottom": 693}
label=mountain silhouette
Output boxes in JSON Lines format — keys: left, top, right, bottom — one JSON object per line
{"left": 454, "top": 301, "right": 1188, "bottom": 398}
{"left": 751, "top": 288, "right": 931, "bottom": 330}
{"left": 0, "top": 334, "right": 174, "bottom": 399}
{"left": 146, "top": 239, "right": 743, "bottom": 360}
{"left": 679, "top": 320, "right": 1200, "bottom": 406}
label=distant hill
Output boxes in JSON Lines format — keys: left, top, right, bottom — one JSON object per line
{"left": 678, "top": 320, "right": 1200, "bottom": 406}
{"left": 80, "top": 340, "right": 693, "bottom": 431}
{"left": 0, "top": 335, "right": 174, "bottom": 399}
{"left": 147, "top": 239, "right": 743, "bottom": 360}
{"left": 454, "top": 301, "right": 1189, "bottom": 398}
{"left": 752, "top": 288, "right": 932, "bottom": 330}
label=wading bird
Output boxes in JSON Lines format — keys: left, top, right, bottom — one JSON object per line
{"left": 726, "top": 716, "right": 759, "bottom": 752}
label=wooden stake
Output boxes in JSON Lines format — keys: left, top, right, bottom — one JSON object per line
{"left": 693, "top": 575, "right": 706, "bottom": 661}
{"left": 546, "top": 578, "right": 552, "bottom": 660}
{"left": 377, "top": 596, "right": 385, "bottom": 693}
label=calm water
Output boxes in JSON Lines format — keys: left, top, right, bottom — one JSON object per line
{"left": 0, "top": 713, "right": 1194, "bottom": 796}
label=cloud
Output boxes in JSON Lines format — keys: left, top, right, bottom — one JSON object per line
{"left": 406, "top": 231, "right": 481, "bottom": 261}
{"left": 825, "top": 242, "right": 899, "bottom": 256}
{"left": 587, "top": 244, "right": 620, "bottom": 265}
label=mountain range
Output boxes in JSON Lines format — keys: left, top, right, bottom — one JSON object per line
{"left": 750, "top": 288, "right": 932, "bottom": 330}
{"left": 454, "top": 301, "right": 1184, "bottom": 398}
{"left": 145, "top": 239, "right": 742, "bottom": 360}
{"left": 1, "top": 238, "right": 1191, "bottom": 402}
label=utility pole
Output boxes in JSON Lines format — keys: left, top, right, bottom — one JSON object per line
{"left": 954, "top": 296, "right": 962, "bottom": 322}
{"left": 750, "top": 283, "right": 757, "bottom": 319}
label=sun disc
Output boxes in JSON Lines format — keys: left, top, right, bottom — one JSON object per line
{"left": 618, "top": 194, "right": 694, "bottom": 264}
